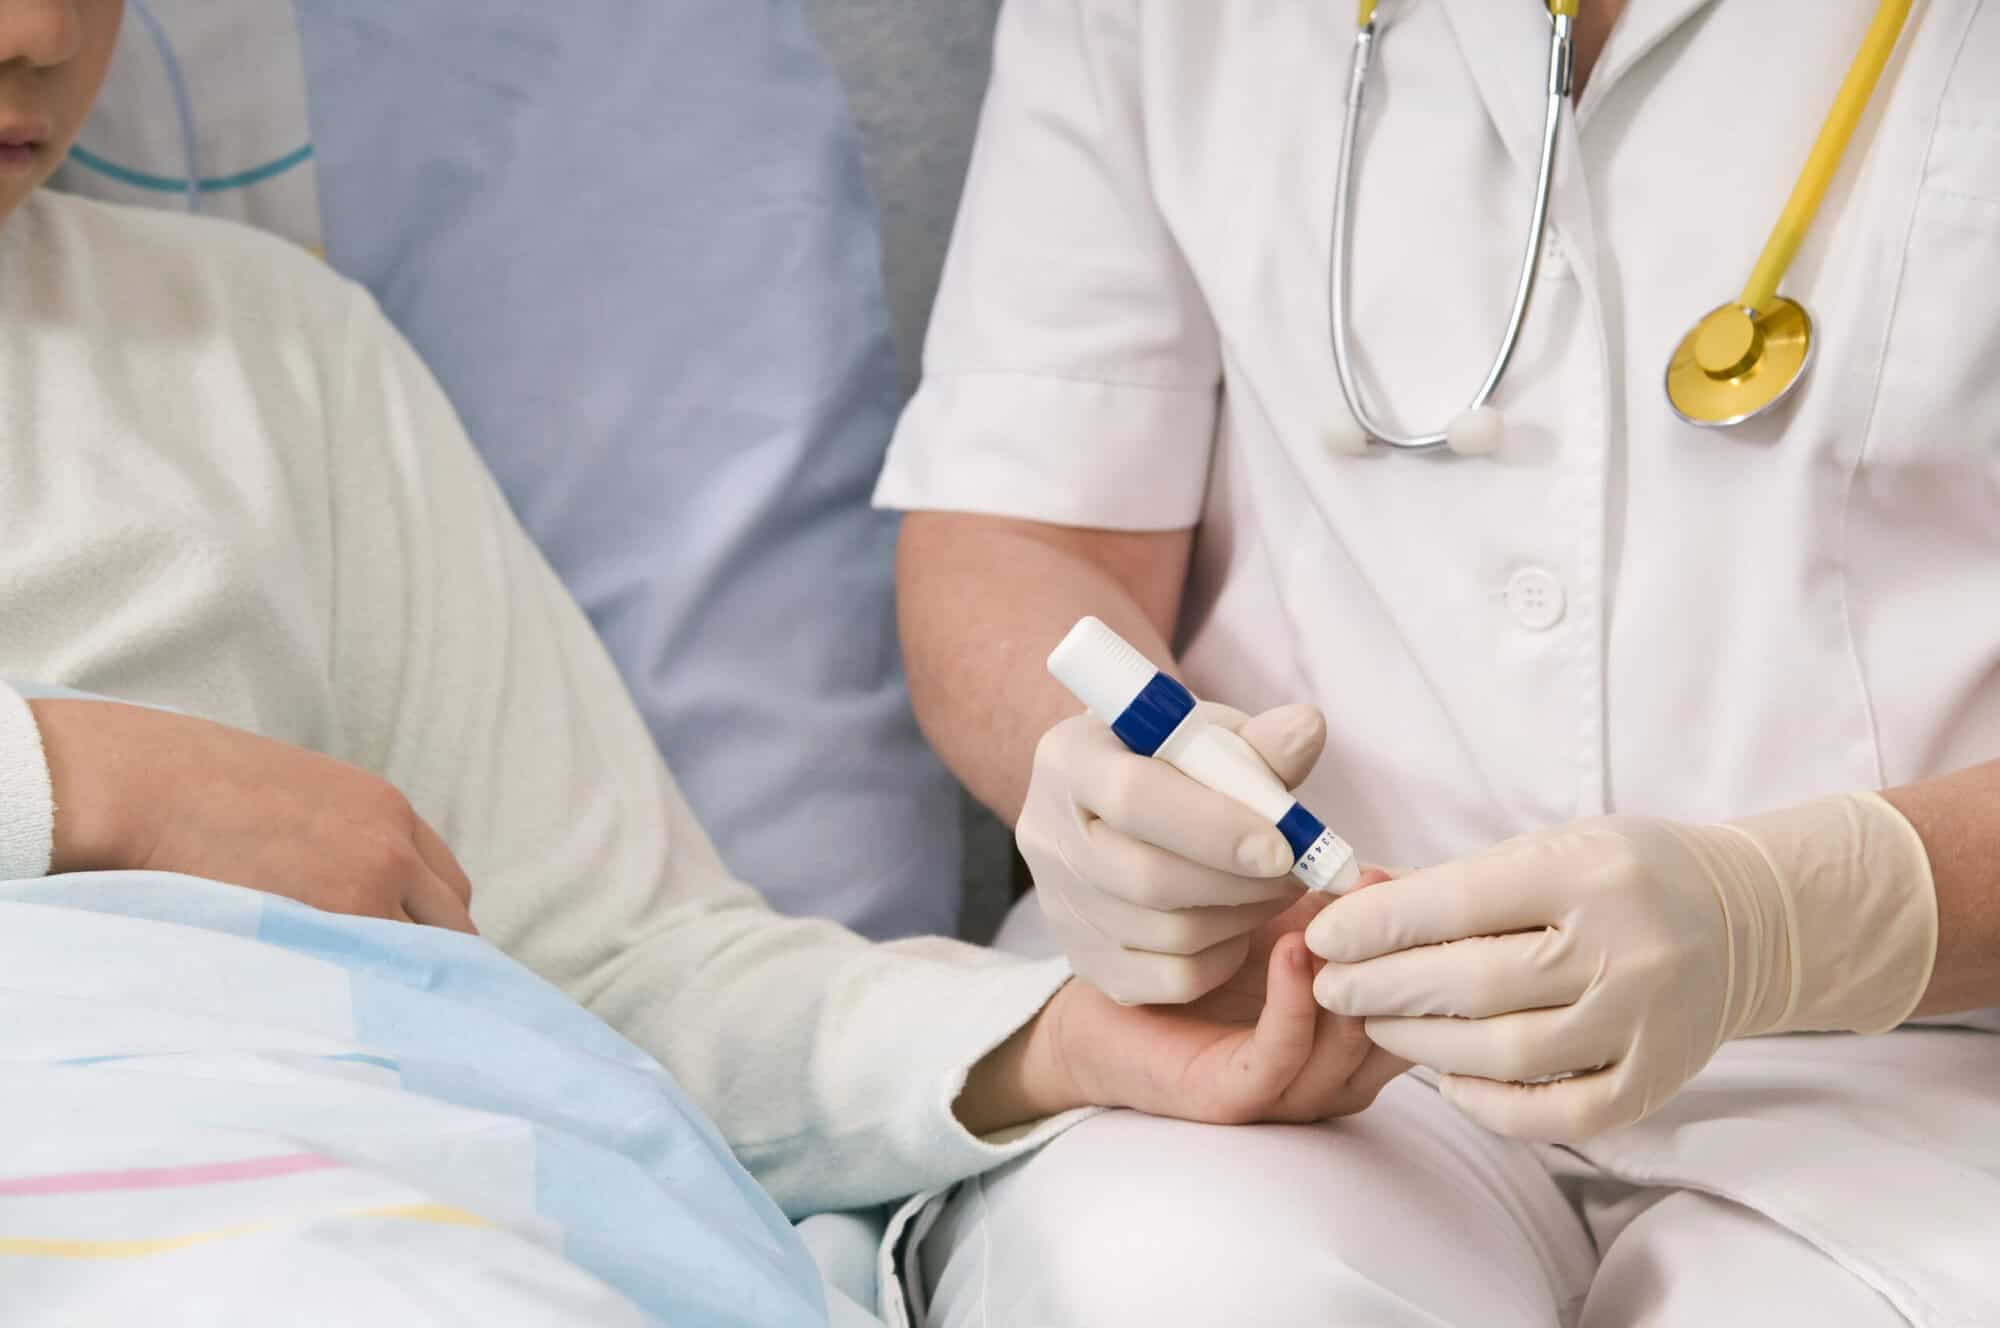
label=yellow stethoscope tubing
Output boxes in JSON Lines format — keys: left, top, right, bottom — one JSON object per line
{"left": 1737, "top": 0, "right": 1914, "bottom": 313}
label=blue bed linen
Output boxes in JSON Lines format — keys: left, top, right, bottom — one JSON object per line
{"left": 0, "top": 872, "right": 830, "bottom": 1326}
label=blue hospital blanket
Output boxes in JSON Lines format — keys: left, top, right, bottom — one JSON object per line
{"left": 0, "top": 873, "right": 830, "bottom": 1326}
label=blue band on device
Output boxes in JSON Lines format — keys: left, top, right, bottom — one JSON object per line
{"left": 1275, "top": 803, "right": 1324, "bottom": 862}
{"left": 1110, "top": 673, "right": 1197, "bottom": 757}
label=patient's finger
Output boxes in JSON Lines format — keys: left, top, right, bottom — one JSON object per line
{"left": 405, "top": 869, "right": 478, "bottom": 935}
{"left": 413, "top": 818, "right": 475, "bottom": 906}
{"left": 1242, "top": 935, "right": 1321, "bottom": 1101}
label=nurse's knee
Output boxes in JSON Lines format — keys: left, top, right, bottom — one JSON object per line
{"left": 928, "top": 1110, "right": 1502, "bottom": 1328}
{"left": 1012, "top": 1170, "right": 1434, "bottom": 1326}
{"left": 1581, "top": 1191, "right": 1905, "bottom": 1328}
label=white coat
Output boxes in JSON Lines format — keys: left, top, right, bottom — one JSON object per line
{"left": 878, "top": 0, "right": 2000, "bottom": 1319}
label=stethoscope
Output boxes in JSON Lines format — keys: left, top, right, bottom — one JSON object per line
{"left": 1327, "top": 0, "right": 1917, "bottom": 455}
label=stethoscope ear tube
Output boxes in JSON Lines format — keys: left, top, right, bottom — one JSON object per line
{"left": 1327, "top": 8, "right": 1575, "bottom": 452}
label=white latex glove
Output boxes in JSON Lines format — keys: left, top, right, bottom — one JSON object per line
{"left": 1020, "top": 702, "right": 1328, "bottom": 1005}
{"left": 1307, "top": 793, "right": 1938, "bottom": 1142}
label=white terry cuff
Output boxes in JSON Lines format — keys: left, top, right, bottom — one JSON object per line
{"left": 737, "top": 952, "right": 1097, "bottom": 1216}
{"left": 874, "top": 371, "right": 1216, "bottom": 530}
{"left": 0, "top": 680, "right": 57, "bottom": 880}
{"left": 912, "top": 954, "right": 1100, "bottom": 1169}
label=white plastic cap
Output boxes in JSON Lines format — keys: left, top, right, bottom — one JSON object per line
{"left": 1048, "top": 616, "right": 1160, "bottom": 726}
{"left": 1445, "top": 406, "right": 1504, "bottom": 456}
{"left": 1323, "top": 413, "right": 1369, "bottom": 457}
{"left": 1318, "top": 848, "right": 1364, "bottom": 895}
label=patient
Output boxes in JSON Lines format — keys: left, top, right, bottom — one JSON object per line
{"left": 0, "top": 0, "right": 1401, "bottom": 1302}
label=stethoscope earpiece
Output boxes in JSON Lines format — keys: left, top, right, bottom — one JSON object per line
{"left": 1445, "top": 407, "right": 1504, "bottom": 456}
{"left": 1324, "top": 415, "right": 1369, "bottom": 457}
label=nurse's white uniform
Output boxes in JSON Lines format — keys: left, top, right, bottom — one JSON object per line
{"left": 876, "top": 0, "right": 2000, "bottom": 1322}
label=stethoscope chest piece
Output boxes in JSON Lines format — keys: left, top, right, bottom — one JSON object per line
{"left": 1665, "top": 299, "right": 1814, "bottom": 429}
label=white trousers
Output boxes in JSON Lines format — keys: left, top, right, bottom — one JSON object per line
{"left": 923, "top": 901, "right": 1932, "bottom": 1327}
{"left": 915, "top": 1076, "right": 1907, "bottom": 1327}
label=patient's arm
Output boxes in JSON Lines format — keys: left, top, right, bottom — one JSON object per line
{"left": 288, "top": 290, "right": 1083, "bottom": 1217}
{"left": 0, "top": 284, "right": 1061, "bottom": 1217}
{"left": 30, "top": 699, "right": 475, "bottom": 934}
{"left": 1, "top": 282, "right": 1403, "bottom": 1211}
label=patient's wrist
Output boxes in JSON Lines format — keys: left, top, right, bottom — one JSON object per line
{"left": 955, "top": 980, "right": 1090, "bottom": 1136}
{"left": 32, "top": 700, "right": 151, "bottom": 874}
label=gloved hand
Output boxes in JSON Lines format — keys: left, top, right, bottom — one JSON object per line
{"left": 1020, "top": 702, "right": 1328, "bottom": 1005}
{"left": 1307, "top": 793, "right": 1938, "bottom": 1142}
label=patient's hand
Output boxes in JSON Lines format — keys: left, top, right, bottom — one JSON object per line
{"left": 32, "top": 700, "right": 477, "bottom": 934}
{"left": 959, "top": 878, "right": 1408, "bottom": 1134}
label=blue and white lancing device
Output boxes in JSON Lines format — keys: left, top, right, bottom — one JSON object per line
{"left": 1048, "top": 617, "right": 1361, "bottom": 894}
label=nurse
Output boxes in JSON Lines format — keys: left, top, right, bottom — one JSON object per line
{"left": 880, "top": 1, "right": 2000, "bottom": 1323}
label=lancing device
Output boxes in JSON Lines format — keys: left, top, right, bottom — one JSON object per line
{"left": 1048, "top": 616, "right": 1362, "bottom": 894}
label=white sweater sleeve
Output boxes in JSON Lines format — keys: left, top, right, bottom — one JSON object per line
{"left": 320, "top": 288, "right": 1083, "bottom": 1217}
{"left": 0, "top": 680, "right": 55, "bottom": 881}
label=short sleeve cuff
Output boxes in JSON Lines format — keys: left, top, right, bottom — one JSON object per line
{"left": 874, "top": 372, "right": 1216, "bottom": 531}
{"left": 0, "top": 681, "right": 56, "bottom": 880}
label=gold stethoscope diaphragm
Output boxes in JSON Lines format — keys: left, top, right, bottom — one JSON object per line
{"left": 1331, "top": 0, "right": 1917, "bottom": 448}
{"left": 1665, "top": 0, "right": 1913, "bottom": 428}
{"left": 1665, "top": 299, "right": 1815, "bottom": 428}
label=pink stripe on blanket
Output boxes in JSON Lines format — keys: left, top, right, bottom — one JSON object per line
{"left": 0, "top": 1153, "right": 339, "bottom": 1197}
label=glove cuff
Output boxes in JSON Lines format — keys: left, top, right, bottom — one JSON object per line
{"left": 1722, "top": 792, "right": 1938, "bottom": 1038}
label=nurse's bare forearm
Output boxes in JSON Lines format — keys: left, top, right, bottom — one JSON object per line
{"left": 896, "top": 511, "right": 1192, "bottom": 824}
{"left": 1882, "top": 757, "right": 2000, "bottom": 1015}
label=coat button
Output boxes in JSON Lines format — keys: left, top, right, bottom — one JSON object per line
{"left": 1506, "top": 567, "right": 1566, "bottom": 631}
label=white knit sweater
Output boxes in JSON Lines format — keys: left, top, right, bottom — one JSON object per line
{"left": 0, "top": 191, "right": 1075, "bottom": 1217}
